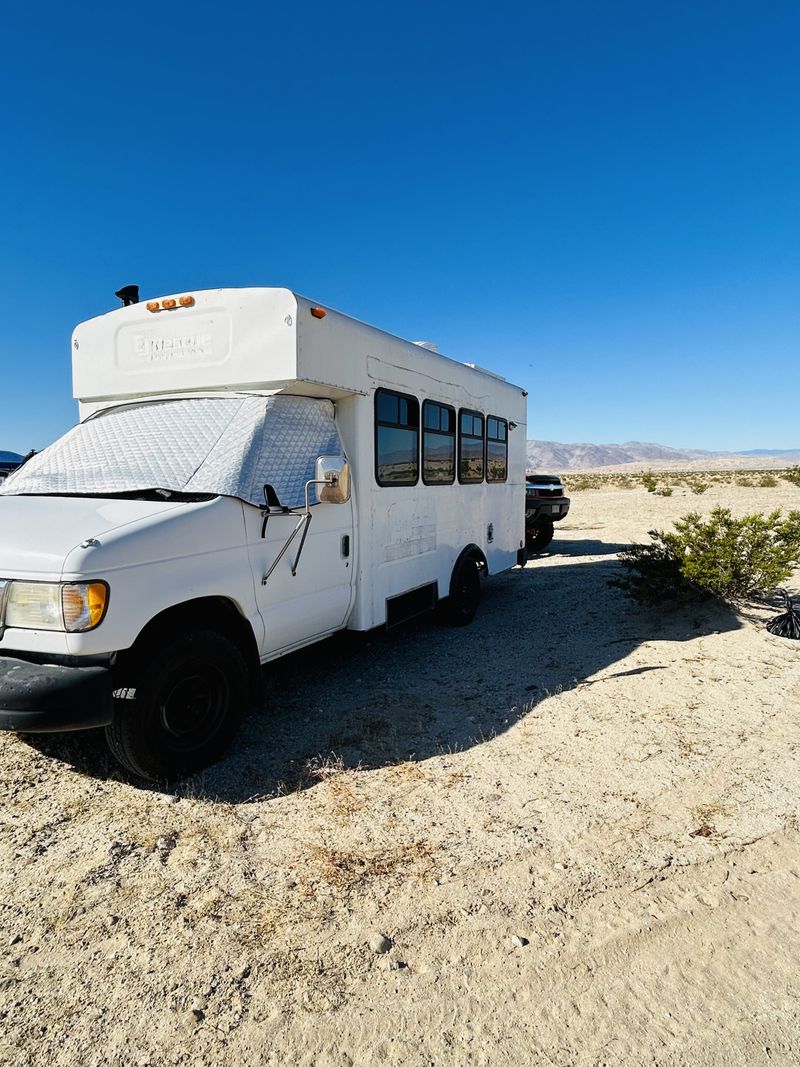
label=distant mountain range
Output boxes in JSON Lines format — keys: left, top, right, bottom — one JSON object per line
{"left": 527, "top": 440, "right": 800, "bottom": 472}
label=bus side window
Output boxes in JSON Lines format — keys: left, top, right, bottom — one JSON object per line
{"left": 458, "top": 409, "right": 484, "bottom": 484}
{"left": 375, "top": 388, "right": 419, "bottom": 486}
{"left": 486, "top": 416, "right": 508, "bottom": 482}
{"left": 422, "top": 400, "right": 456, "bottom": 484}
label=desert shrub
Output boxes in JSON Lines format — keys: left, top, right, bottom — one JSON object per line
{"left": 655, "top": 486, "right": 673, "bottom": 497}
{"left": 757, "top": 474, "right": 778, "bottom": 488}
{"left": 565, "top": 475, "right": 599, "bottom": 491}
{"left": 783, "top": 466, "right": 800, "bottom": 487}
{"left": 690, "top": 480, "right": 709, "bottom": 494}
{"left": 641, "top": 472, "right": 658, "bottom": 493}
{"left": 611, "top": 507, "right": 800, "bottom": 604}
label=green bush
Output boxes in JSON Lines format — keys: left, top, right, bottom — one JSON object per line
{"left": 757, "top": 474, "right": 778, "bottom": 488}
{"left": 784, "top": 466, "right": 800, "bottom": 487}
{"left": 611, "top": 507, "right": 800, "bottom": 604}
{"left": 655, "top": 486, "right": 673, "bottom": 497}
{"left": 641, "top": 472, "right": 658, "bottom": 493}
{"left": 690, "top": 480, "right": 709, "bottom": 494}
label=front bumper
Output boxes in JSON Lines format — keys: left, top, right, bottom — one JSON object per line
{"left": 0, "top": 655, "right": 114, "bottom": 732}
{"left": 525, "top": 497, "right": 571, "bottom": 524}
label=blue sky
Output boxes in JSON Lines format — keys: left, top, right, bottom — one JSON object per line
{"left": 1, "top": 1, "right": 798, "bottom": 453}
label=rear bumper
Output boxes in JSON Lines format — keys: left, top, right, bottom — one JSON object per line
{"left": 0, "top": 655, "right": 114, "bottom": 732}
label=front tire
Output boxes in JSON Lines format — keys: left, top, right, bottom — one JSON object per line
{"left": 105, "top": 630, "right": 248, "bottom": 783}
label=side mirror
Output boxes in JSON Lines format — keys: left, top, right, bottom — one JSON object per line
{"left": 316, "top": 456, "right": 351, "bottom": 503}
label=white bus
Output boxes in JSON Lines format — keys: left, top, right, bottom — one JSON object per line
{"left": 0, "top": 288, "right": 527, "bottom": 781}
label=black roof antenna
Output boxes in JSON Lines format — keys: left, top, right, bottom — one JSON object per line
{"left": 115, "top": 284, "right": 140, "bottom": 307}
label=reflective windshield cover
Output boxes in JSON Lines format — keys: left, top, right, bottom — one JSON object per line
{"left": 0, "top": 395, "right": 341, "bottom": 508}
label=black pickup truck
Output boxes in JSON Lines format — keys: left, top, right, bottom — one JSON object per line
{"left": 525, "top": 473, "right": 570, "bottom": 552}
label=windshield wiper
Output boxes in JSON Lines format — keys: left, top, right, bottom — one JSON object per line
{"left": 11, "top": 489, "right": 217, "bottom": 503}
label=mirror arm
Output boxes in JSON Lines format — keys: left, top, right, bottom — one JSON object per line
{"left": 261, "top": 473, "right": 340, "bottom": 582}
{"left": 289, "top": 476, "right": 333, "bottom": 576}
{"left": 261, "top": 514, "right": 307, "bottom": 584}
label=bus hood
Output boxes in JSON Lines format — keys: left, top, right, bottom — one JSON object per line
{"left": 0, "top": 495, "right": 191, "bottom": 578}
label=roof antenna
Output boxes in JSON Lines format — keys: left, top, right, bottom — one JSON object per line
{"left": 115, "top": 284, "right": 140, "bottom": 307}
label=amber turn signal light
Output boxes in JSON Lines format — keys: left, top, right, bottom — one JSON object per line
{"left": 310, "top": 307, "right": 326, "bottom": 319}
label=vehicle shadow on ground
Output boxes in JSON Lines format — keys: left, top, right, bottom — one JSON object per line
{"left": 537, "top": 538, "right": 631, "bottom": 557}
{"left": 28, "top": 541, "right": 742, "bottom": 800}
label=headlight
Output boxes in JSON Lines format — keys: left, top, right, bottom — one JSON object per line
{"left": 3, "top": 581, "right": 109, "bottom": 633}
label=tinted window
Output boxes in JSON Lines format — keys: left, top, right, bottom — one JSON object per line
{"left": 458, "top": 409, "right": 484, "bottom": 483}
{"left": 486, "top": 416, "right": 508, "bottom": 482}
{"left": 422, "top": 400, "right": 455, "bottom": 484}
{"left": 375, "top": 388, "right": 419, "bottom": 486}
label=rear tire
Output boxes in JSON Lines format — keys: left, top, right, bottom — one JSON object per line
{"left": 526, "top": 520, "right": 555, "bottom": 553}
{"left": 443, "top": 556, "right": 481, "bottom": 626}
{"left": 105, "top": 630, "right": 247, "bottom": 783}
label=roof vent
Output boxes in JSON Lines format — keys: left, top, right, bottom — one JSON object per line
{"left": 413, "top": 341, "right": 438, "bottom": 352}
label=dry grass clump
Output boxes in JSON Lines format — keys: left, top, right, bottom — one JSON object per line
{"left": 277, "top": 752, "right": 360, "bottom": 795}
{"left": 307, "top": 839, "right": 435, "bottom": 890}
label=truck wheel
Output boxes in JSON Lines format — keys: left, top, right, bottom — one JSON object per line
{"left": 443, "top": 556, "right": 481, "bottom": 626}
{"left": 526, "top": 520, "right": 555, "bottom": 553}
{"left": 105, "top": 630, "right": 248, "bottom": 783}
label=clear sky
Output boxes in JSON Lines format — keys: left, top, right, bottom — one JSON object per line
{"left": 1, "top": 0, "right": 798, "bottom": 454}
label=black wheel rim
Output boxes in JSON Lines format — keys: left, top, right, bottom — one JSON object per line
{"left": 158, "top": 661, "right": 229, "bottom": 753}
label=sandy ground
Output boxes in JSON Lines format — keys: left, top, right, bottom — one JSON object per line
{"left": 1, "top": 483, "right": 799, "bottom": 1067}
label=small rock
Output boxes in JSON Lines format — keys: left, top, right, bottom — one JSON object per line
{"left": 388, "top": 959, "right": 407, "bottom": 971}
{"left": 186, "top": 1008, "right": 204, "bottom": 1027}
{"left": 8, "top": 934, "right": 22, "bottom": 946}
{"left": 511, "top": 935, "right": 530, "bottom": 948}
{"left": 553, "top": 863, "right": 567, "bottom": 871}
{"left": 283, "top": 876, "right": 298, "bottom": 889}
{"left": 368, "top": 933, "right": 392, "bottom": 954}
{"left": 156, "top": 833, "right": 178, "bottom": 859}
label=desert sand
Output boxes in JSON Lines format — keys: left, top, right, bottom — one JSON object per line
{"left": 1, "top": 482, "right": 798, "bottom": 1066}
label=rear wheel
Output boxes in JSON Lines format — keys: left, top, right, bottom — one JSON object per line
{"left": 526, "top": 520, "right": 554, "bottom": 553}
{"left": 105, "top": 630, "right": 247, "bottom": 783}
{"left": 443, "top": 556, "right": 481, "bottom": 626}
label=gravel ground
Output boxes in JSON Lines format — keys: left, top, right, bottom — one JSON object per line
{"left": 1, "top": 483, "right": 799, "bottom": 1066}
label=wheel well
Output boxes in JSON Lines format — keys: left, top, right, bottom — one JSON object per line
{"left": 114, "top": 597, "right": 262, "bottom": 699}
{"left": 449, "top": 544, "right": 488, "bottom": 598}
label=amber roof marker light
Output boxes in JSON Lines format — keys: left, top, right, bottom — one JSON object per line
{"left": 146, "top": 295, "right": 196, "bottom": 313}
{"left": 310, "top": 307, "right": 327, "bottom": 319}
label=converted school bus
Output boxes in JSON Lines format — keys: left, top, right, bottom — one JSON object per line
{"left": 0, "top": 288, "right": 528, "bottom": 781}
